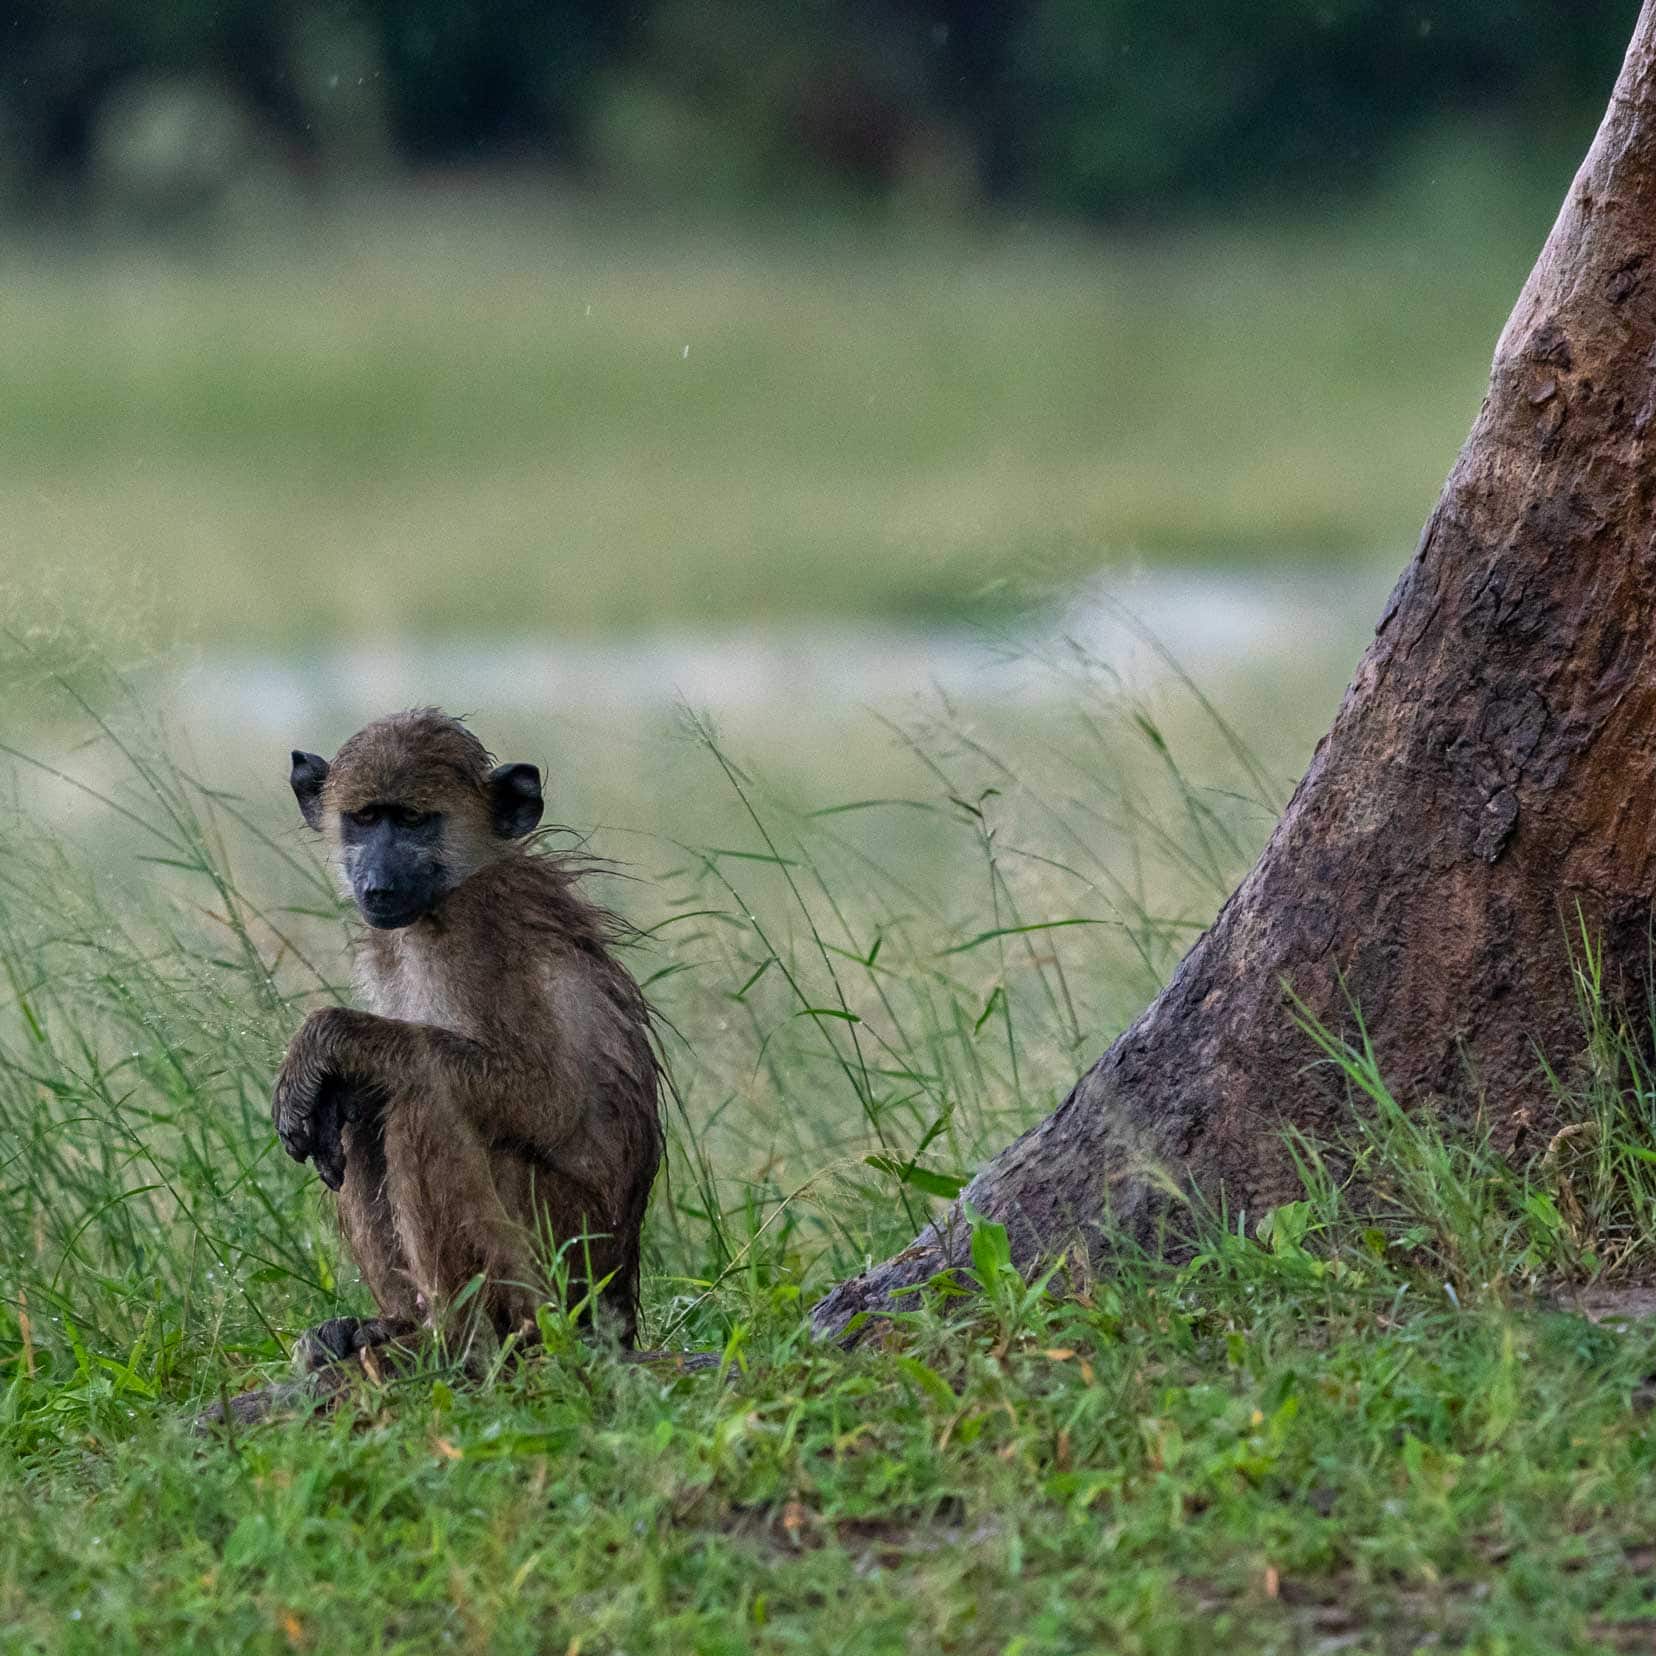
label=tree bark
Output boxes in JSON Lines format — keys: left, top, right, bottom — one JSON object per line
{"left": 813, "top": 2, "right": 1656, "bottom": 1337}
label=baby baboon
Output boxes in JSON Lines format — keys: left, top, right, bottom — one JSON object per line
{"left": 274, "top": 708, "right": 662, "bottom": 1360}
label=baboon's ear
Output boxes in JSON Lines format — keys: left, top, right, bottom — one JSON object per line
{"left": 488, "top": 763, "right": 544, "bottom": 838}
{"left": 290, "top": 751, "right": 330, "bottom": 831}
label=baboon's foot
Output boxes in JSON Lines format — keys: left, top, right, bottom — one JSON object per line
{"left": 191, "top": 1363, "right": 356, "bottom": 1435}
{"left": 194, "top": 1320, "right": 421, "bottom": 1434}
{"left": 292, "top": 1315, "right": 418, "bottom": 1374}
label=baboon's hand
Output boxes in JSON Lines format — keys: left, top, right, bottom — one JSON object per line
{"left": 273, "top": 1009, "right": 358, "bottom": 1190}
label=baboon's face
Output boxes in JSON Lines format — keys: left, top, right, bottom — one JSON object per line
{"left": 334, "top": 798, "right": 449, "bottom": 929}
{"left": 289, "top": 711, "right": 544, "bottom": 930}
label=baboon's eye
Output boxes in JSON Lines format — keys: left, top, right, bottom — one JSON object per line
{"left": 346, "top": 807, "right": 381, "bottom": 829}
{"left": 391, "top": 806, "right": 434, "bottom": 831}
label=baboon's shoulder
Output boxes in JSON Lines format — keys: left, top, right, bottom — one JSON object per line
{"left": 458, "top": 852, "right": 626, "bottom": 952}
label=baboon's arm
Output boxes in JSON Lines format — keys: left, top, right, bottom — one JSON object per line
{"left": 272, "top": 1006, "right": 564, "bottom": 1187}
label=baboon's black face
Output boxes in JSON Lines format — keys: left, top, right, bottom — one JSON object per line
{"left": 337, "top": 804, "right": 449, "bottom": 929}
{"left": 289, "top": 736, "right": 544, "bottom": 931}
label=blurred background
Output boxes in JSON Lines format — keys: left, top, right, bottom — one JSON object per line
{"left": 1, "top": 0, "right": 1641, "bottom": 861}
{"left": 3, "top": 2, "right": 1633, "bottom": 680}
{"left": 5, "top": 0, "right": 1640, "bottom": 949}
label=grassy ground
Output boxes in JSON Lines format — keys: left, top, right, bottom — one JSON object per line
{"left": 1, "top": 148, "right": 1638, "bottom": 1649}
{"left": 7, "top": 633, "right": 1656, "bottom": 1654}
{"left": 0, "top": 157, "right": 1555, "bottom": 645}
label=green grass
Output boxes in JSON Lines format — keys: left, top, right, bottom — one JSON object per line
{"left": 14, "top": 1251, "right": 1656, "bottom": 1654}
{"left": 8, "top": 629, "right": 1656, "bottom": 1653}
{"left": 0, "top": 154, "right": 1556, "bottom": 644}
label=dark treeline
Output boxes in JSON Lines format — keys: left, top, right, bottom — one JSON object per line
{"left": 3, "top": 0, "right": 1637, "bottom": 222}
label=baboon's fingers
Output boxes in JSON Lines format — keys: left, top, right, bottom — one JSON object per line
{"left": 276, "top": 1122, "right": 312, "bottom": 1165}
{"left": 312, "top": 1083, "right": 348, "bottom": 1191}
{"left": 291, "top": 1315, "right": 418, "bottom": 1374}
{"left": 272, "top": 1073, "right": 315, "bottom": 1164}
{"left": 272, "top": 1013, "right": 349, "bottom": 1165}
{"left": 292, "top": 1316, "right": 363, "bottom": 1373}
{"left": 351, "top": 1316, "right": 420, "bottom": 1351}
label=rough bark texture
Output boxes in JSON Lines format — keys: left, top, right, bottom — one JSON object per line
{"left": 813, "top": 2, "right": 1656, "bottom": 1336}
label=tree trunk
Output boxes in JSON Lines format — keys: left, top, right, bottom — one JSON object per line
{"left": 812, "top": 2, "right": 1656, "bottom": 1337}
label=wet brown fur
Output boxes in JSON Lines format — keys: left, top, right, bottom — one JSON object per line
{"left": 274, "top": 709, "right": 663, "bottom": 1350}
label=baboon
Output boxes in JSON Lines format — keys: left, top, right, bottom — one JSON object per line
{"left": 273, "top": 708, "right": 663, "bottom": 1366}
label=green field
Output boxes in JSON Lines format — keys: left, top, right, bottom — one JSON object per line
{"left": 7, "top": 631, "right": 1656, "bottom": 1654}
{"left": 1, "top": 169, "right": 1547, "bottom": 646}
